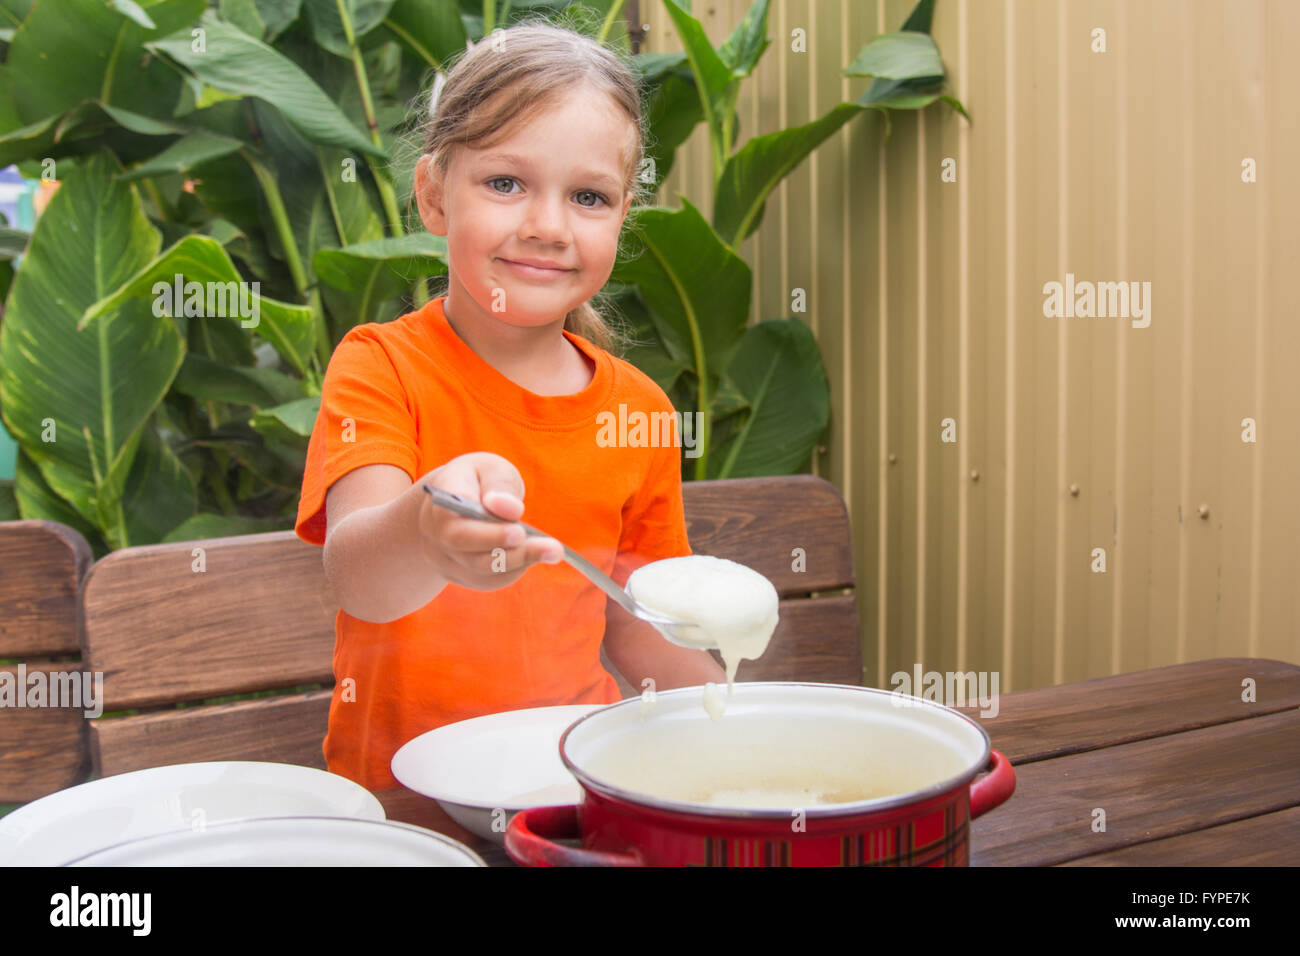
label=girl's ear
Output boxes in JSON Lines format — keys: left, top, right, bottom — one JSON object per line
{"left": 415, "top": 155, "right": 449, "bottom": 236}
{"left": 620, "top": 191, "right": 634, "bottom": 222}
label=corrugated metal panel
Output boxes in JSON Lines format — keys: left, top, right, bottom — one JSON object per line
{"left": 646, "top": 0, "right": 1299, "bottom": 692}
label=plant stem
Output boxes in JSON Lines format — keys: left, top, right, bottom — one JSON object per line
{"left": 692, "top": 374, "right": 711, "bottom": 482}
{"left": 317, "top": 149, "right": 348, "bottom": 246}
{"left": 597, "top": 0, "right": 627, "bottom": 43}
{"left": 334, "top": 0, "right": 405, "bottom": 237}
{"left": 368, "top": 159, "right": 405, "bottom": 236}
{"left": 483, "top": 0, "right": 494, "bottom": 34}
{"left": 243, "top": 151, "right": 307, "bottom": 296}
{"left": 140, "top": 177, "right": 171, "bottom": 220}
{"left": 207, "top": 468, "right": 237, "bottom": 516}
{"left": 308, "top": 287, "right": 331, "bottom": 367}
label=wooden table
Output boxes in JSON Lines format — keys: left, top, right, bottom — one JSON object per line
{"left": 374, "top": 658, "right": 1300, "bottom": 866}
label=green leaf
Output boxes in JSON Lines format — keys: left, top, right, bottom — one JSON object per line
{"left": 219, "top": 0, "right": 266, "bottom": 38}
{"left": 0, "top": 1, "right": 34, "bottom": 36}
{"left": 250, "top": 0, "right": 303, "bottom": 41}
{"left": 162, "top": 511, "right": 291, "bottom": 542}
{"left": 302, "top": 0, "right": 396, "bottom": 58}
{"left": 0, "top": 114, "right": 60, "bottom": 168}
{"left": 643, "top": 72, "right": 704, "bottom": 192}
{"left": 709, "top": 377, "right": 749, "bottom": 420}
{"left": 844, "top": 31, "right": 944, "bottom": 82}
{"left": 712, "top": 318, "right": 829, "bottom": 478}
{"left": 148, "top": 10, "right": 386, "bottom": 158}
{"left": 938, "top": 94, "right": 972, "bottom": 123}
{"left": 249, "top": 395, "right": 319, "bottom": 468}
{"left": 252, "top": 396, "right": 320, "bottom": 437}
{"left": 317, "top": 148, "right": 385, "bottom": 247}
{"left": 900, "top": 0, "right": 936, "bottom": 33}
{"left": 612, "top": 201, "right": 750, "bottom": 383}
{"left": 0, "top": 99, "right": 185, "bottom": 168}
{"left": 0, "top": 480, "right": 16, "bottom": 521}
{"left": 717, "top": 0, "right": 770, "bottom": 79}
{"left": 13, "top": 449, "right": 108, "bottom": 555}
{"left": 119, "top": 419, "right": 197, "bottom": 544}
{"left": 109, "top": 0, "right": 157, "bottom": 30}
{"left": 633, "top": 51, "right": 687, "bottom": 85}
{"left": 380, "top": 0, "right": 467, "bottom": 70}
{"left": 0, "top": 226, "right": 29, "bottom": 260}
{"left": 713, "top": 101, "right": 862, "bottom": 248}
{"left": 0, "top": 151, "right": 181, "bottom": 544}
{"left": 172, "top": 352, "right": 309, "bottom": 407}
{"left": 6, "top": 0, "right": 206, "bottom": 125}
{"left": 608, "top": 286, "right": 689, "bottom": 394}
{"left": 79, "top": 234, "right": 317, "bottom": 376}
{"left": 314, "top": 233, "right": 447, "bottom": 324}
{"left": 117, "top": 130, "right": 245, "bottom": 181}
{"left": 662, "top": 0, "right": 734, "bottom": 157}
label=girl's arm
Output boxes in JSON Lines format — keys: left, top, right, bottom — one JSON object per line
{"left": 602, "top": 598, "right": 727, "bottom": 692}
{"left": 323, "top": 454, "right": 565, "bottom": 623}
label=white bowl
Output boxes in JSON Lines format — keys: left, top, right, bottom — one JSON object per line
{"left": 63, "top": 816, "right": 485, "bottom": 866}
{"left": 391, "top": 705, "right": 600, "bottom": 844}
{"left": 0, "top": 761, "right": 385, "bottom": 866}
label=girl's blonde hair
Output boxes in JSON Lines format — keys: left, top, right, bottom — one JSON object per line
{"left": 412, "top": 21, "right": 648, "bottom": 355}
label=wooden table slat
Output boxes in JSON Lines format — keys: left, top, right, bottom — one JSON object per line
{"left": 971, "top": 708, "right": 1300, "bottom": 866}
{"left": 956, "top": 657, "right": 1300, "bottom": 763}
{"left": 1056, "top": 805, "right": 1300, "bottom": 866}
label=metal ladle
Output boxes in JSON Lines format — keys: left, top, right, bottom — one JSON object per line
{"left": 420, "top": 484, "right": 710, "bottom": 650}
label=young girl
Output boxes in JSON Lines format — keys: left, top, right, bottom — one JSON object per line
{"left": 295, "top": 22, "right": 725, "bottom": 791}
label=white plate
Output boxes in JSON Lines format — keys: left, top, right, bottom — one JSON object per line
{"left": 391, "top": 705, "right": 599, "bottom": 844}
{"left": 63, "top": 816, "right": 485, "bottom": 867}
{"left": 0, "top": 761, "right": 385, "bottom": 866}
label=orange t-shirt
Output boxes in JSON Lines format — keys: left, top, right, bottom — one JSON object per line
{"left": 295, "top": 296, "right": 692, "bottom": 790}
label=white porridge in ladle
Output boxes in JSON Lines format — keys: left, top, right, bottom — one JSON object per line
{"left": 626, "top": 555, "right": 779, "bottom": 718}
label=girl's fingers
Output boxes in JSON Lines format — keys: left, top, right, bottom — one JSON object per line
{"left": 532, "top": 538, "right": 564, "bottom": 564}
{"left": 437, "top": 514, "right": 525, "bottom": 554}
{"left": 440, "top": 530, "right": 561, "bottom": 581}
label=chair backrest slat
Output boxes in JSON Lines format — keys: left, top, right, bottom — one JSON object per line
{"left": 90, "top": 691, "right": 331, "bottom": 778}
{"left": 0, "top": 520, "right": 91, "bottom": 658}
{"left": 0, "top": 521, "right": 94, "bottom": 802}
{"left": 81, "top": 532, "right": 338, "bottom": 709}
{"left": 683, "top": 475, "right": 854, "bottom": 594}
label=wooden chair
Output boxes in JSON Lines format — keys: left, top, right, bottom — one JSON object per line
{"left": 79, "top": 475, "right": 861, "bottom": 777}
{"left": 0, "top": 520, "right": 94, "bottom": 802}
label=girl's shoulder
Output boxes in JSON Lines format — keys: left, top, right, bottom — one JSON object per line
{"left": 601, "top": 349, "right": 679, "bottom": 414}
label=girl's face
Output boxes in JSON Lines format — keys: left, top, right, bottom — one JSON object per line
{"left": 417, "top": 83, "right": 636, "bottom": 329}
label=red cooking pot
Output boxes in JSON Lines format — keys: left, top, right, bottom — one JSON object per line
{"left": 506, "top": 682, "right": 1015, "bottom": 866}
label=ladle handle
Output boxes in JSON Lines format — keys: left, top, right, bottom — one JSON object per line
{"left": 505, "top": 806, "right": 642, "bottom": 867}
{"left": 420, "top": 484, "right": 646, "bottom": 620}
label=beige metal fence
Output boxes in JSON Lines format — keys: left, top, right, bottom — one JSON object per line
{"left": 649, "top": 0, "right": 1299, "bottom": 692}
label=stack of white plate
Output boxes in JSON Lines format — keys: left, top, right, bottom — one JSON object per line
{"left": 0, "top": 761, "right": 484, "bottom": 867}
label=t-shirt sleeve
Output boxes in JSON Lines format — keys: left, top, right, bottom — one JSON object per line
{"left": 610, "top": 434, "right": 693, "bottom": 590}
{"left": 294, "top": 329, "right": 420, "bottom": 546}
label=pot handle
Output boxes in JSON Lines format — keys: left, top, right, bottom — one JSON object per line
{"left": 505, "top": 805, "right": 642, "bottom": 867}
{"left": 969, "top": 749, "right": 1016, "bottom": 818}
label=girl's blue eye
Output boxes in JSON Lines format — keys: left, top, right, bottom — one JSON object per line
{"left": 488, "top": 177, "right": 517, "bottom": 193}
{"left": 574, "top": 190, "right": 607, "bottom": 208}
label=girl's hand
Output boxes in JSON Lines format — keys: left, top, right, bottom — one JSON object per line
{"left": 416, "top": 452, "right": 565, "bottom": 591}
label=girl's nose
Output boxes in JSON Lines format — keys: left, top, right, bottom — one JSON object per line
{"left": 518, "top": 193, "right": 571, "bottom": 245}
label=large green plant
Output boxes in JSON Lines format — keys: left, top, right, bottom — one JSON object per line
{"left": 0, "top": 0, "right": 964, "bottom": 553}
{"left": 0, "top": 0, "right": 629, "bottom": 555}
{"left": 617, "top": 0, "right": 967, "bottom": 480}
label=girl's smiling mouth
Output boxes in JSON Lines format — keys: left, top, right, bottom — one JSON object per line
{"left": 497, "top": 257, "right": 576, "bottom": 280}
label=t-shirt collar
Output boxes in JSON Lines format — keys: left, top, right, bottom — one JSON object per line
{"left": 418, "top": 296, "right": 614, "bottom": 427}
